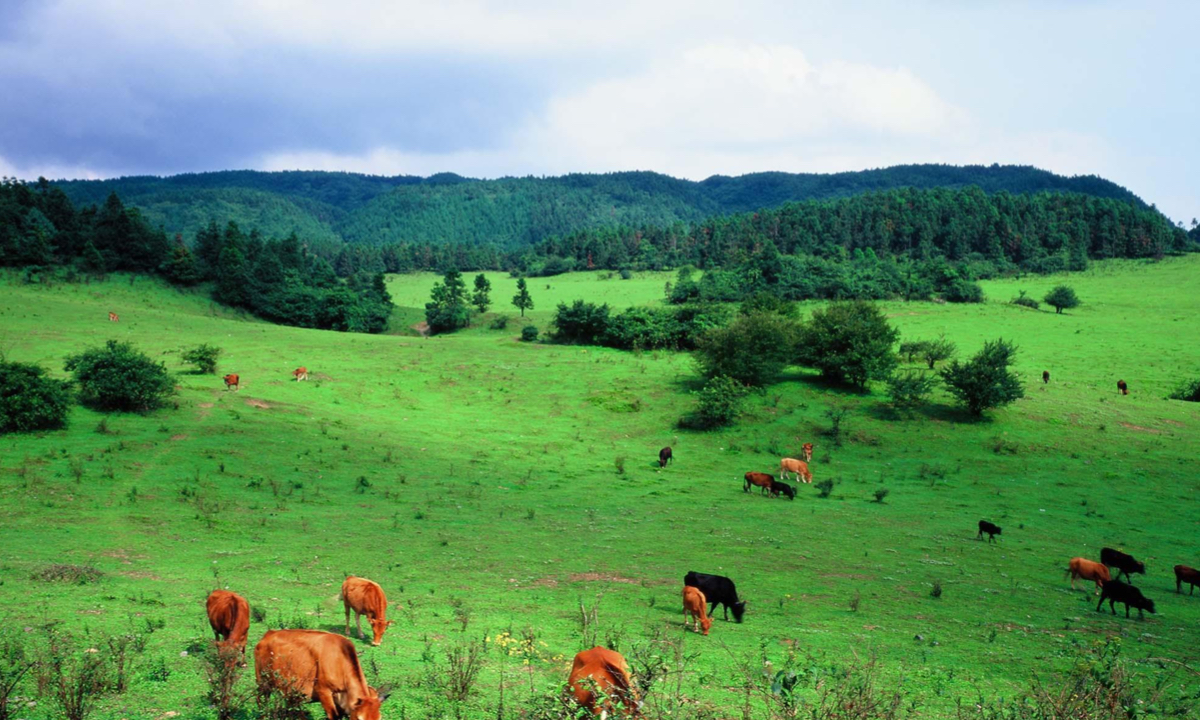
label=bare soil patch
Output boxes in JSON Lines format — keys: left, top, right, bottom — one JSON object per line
{"left": 567, "top": 572, "right": 641, "bottom": 585}
{"left": 1120, "top": 422, "right": 1163, "bottom": 434}
{"left": 246, "top": 399, "right": 271, "bottom": 409}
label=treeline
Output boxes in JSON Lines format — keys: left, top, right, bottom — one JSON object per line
{"left": 53, "top": 164, "right": 1147, "bottom": 251}
{"left": 0, "top": 178, "right": 392, "bottom": 333}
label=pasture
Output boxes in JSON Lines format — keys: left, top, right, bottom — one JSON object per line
{"left": 1, "top": 257, "right": 1199, "bottom": 718}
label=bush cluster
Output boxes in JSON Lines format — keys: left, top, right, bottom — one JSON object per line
{"left": 64, "top": 341, "right": 175, "bottom": 413}
{"left": 0, "top": 361, "right": 72, "bottom": 433}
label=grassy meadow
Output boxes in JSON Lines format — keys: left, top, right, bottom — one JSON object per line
{"left": 1, "top": 257, "right": 1199, "bottom": 718}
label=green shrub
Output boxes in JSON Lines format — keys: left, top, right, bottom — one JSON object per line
{"left": 940, "top": 338, "right": 1025, "bottom": 416}
{"left": 425, "top": 270, "right": 471, "bottom": 334}
{"left": 815, "top": 479, "right": 835, "bottom": 498}
{"left": 180, "top": 344, "right": 222, "bottom": 374}
{"left": 64, "top": 340, "right": 175, "bottom": 413}
{"left": 1011, "top": 290, "right": 1040, "bottom": 310}
{"left": 899, "top": 341, "right": 929, "bottom": 363}
{"left": 921, "top": 337, "right": 956, "bottom": 369}
{"left": 488, "top": 315, "right": 509, "bottom": 330}
{"left": 797, "top": 301, "right": 899, "bottom": 388}
{"left": 0, "top": 361, "right": 72, "bottom": 434}
{"left": 683, "top": 375, "right": 749, "bottom": 429}
{"left": 695, "top": 311, "right": 799, "bottom": 387}
{"left": 1043, "top": 285, "right": 1080, "bottom": 314}
{"left": 1167, "top": 378, "right": 1200, "bottom": 402}
{"left": 886, "top": 371, "right": 935, "bottom": 411}
{"left": 551, "top": 300, "right": 610, "bottom": 344}
{"left": 943, "top": 279, "right": 984, "bottom": 303}
{"left": 520, "top": 326, "right": 539, "bottom": 342}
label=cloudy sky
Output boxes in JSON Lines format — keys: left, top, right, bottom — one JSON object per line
{"left": 1, "top": 0, "right": 1197, "bottom": 221}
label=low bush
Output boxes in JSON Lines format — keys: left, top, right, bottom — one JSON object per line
{"left": 32, "top": 564, "right": 102, "bottom": 584}
{"left": 488, "top": 315, "right": 509, "bottom": 330}
{"left": 64, "top": 341, "right": 175, "bottom": 413}
{"left": 180, "top": 344, "right": 222, "bottom": 374}
{"left": 943, "top": 279, "right": 985, "bottom": 303}
{"left": 520, "top": 326, "right": 539, "bottom": 342}
{"left": 886, "top": 371, "right": 935, "bottom": 412}
{"left": 682, "top": 375, "right": 749, "bottom": 429}
{"left": 1167, "top": 378, "right": 1200, "bottom": 402}
{"left": 1011, "top": 290, "right": 1040, "bottom": 310}
{"left": 0, "top": 361, "right": 72, "bottom": 434}
{"left": 815, "top": 479, "right": 835, "bottom": 498}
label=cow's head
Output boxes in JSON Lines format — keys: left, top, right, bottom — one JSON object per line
{"left": 731, "top": 601, "right": 746, "bottom": 623}
{"left": 700, "top": 617, "right": 712, "bottom": 635}
{"left": 369, "top": 618, "right": 393, "bottom": 646}
{"left": 1141, "top": 597, "right": 1157, "bottom": 614}
{"left": 1134, "top": 561, "right": 1146, "bottom": 575}
{"left": 351, "top": 692, "right": 383, "bottom": 720}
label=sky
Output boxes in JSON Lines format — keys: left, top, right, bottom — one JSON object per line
{"left": 1, "top": 0, "right": 1197, "bottom": 223}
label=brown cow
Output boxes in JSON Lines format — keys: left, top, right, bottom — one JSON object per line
{"left": 566, "top": 646, "right": 640, "bottom": 718}
{"left": 658, "top": 446, "right": 673, "bottom": 468}
{"left": 341, "top": 576, "right": 392, "bottom": 646}
{"left": 743, "top": 471, "right": 774, "bottom": 495}
{"left": 294, "top": 367, "right": 309, "bottom": 382}
{"left": 1175, "top": 565, "right": 1200, "bottom": 595}
{"left": 222, "top": 373, "right": 239, "bottom": 391}
{"left": 1117, "top": 379, "right": 1128, "bottom": 395}
{"left": 108, "top": 311, "right": 119, "bottom": 322}
{"left": 1067, "top": 557, "right": 1111, "bottom": 592}
{"left": 254, "top": 629, "right": 384, "bottom": 720}
{"left": 206, "top": 590, "right": 250, "bottom": 664}
{"left": 682, "top": 586, "right": 712, "bottom": 635}
{"left": 779, "top": 458, "right": 813, "bottom": 484}
{"left": 801, "top": 442, "right": 813, "bottom": 462}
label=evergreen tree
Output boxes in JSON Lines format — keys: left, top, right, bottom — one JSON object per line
{"left": 471, "top": 274, "right": 492, "bottom": 314}
{"left": 425, "top": 269, "right": 470, "bottom": 334}
{"left": 512, "top": 277, "right": 534, "bottom": 317}
{"left": 161, "top": 234, "right": 201, "bottom": 285}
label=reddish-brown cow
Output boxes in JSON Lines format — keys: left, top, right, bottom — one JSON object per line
{"left": 682, "top": 586, "right": 712, "bottom": 635}
{"left": 293, "top": 367, "right": 309, "bottom": 381}
{"left": 567, "top": 646, "right": 640, "bottom": 718}
{"left": 801, "top": 442, "right": 813, "bottom": 462}
{"left": 222, "top": 374, "right": 239, "bottom": 391}
{"left": 341, "top": 576, "right": 392, "bottom": 646}
{"left": 1175, "top": 565, "right": 1200, "bottom": 595}
{"left": 743, "top": 471, "right": 774, "bottom": 495}
{"left": 254, "top": 629, "right": 384, "bottom": 720}
{"left": 206, "top": 590, "right": 250, "bottom": 663}
{"left": 1068, "top": 557, "right": 1111, "bottom": 592}
{"left": 108, "top": 311, "right": 119, "bottom": 322}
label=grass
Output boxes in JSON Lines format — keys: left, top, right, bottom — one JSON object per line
{"left": 0, "top": 257, "right": 1198, "bottom": 718}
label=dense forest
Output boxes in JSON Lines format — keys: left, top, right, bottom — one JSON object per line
{"left": 53, "top": 165, "right": 1148, "bottom": 250}
{"left": 0, "top": 178, "right": 392, "bottom": 333}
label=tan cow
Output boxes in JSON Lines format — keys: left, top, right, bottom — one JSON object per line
{"left": 779, "top": 458, "right": 813, "bottom": 484}
{"left": 1067, "top": 557, "right": 1111, "bottom": 592}
{"left": 341, "top": 576, "right": 392, "bottom": 646}
{"left": 293, "top": 367, "right": 309, "bottom": 382}
{"left": 206, "top": 590, "right": 250, "bottom": 664}
{"left": 566, "top": 646, "right": 640, "bottom": 718}
{"left": 254, "top": 629, "right": 384, "bottom": 720}
{"left": 682, "top": 586, "right": 712, "bottom": 635}
{"left": 108, "top": 311, "right": 119, "bottom": 322}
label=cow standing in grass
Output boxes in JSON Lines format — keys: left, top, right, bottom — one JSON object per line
{"left": 293, "top": 367, "right": 309, "bottom": 382}
{"left": 658, "top": 447, "right": 673, "bottom": 468}
{"left": 769, "top": 481, "right": 796, "bottom": 500}
{"left": 977, "top": 520, "right": 1001, "bottom": 542}
{"left": 206, "top": 590, "right": 250, "bottom": 665}
{"left": 255, "top": 629, "right": 385, "bottom": 720}
{"left": 567, "top": 647, "right": 640, "bottom": 718}
{"left": 341, "top": 576, "right": 392, "bottom": 646}
{"left": 1175, "top": 565, "right": 1200, "bottom": 595}
{"left": 1117, "top": 379, "right": 1129, "bottom": 395}
{"left": 108, "top": 311, "right": 119, "bottom": 322}
{"left": 1100, "top": 548, "right": 1145, "bottom": 584}
{"left": 1097, "top": 579, "right": 1156, "bottom": 619}
{"left": 223, "top": 374, "right": 239, "bottom": 391}
{"left": 684, "top": 571, "right": 745, "bottom": 622}
{"left": 743, "top": 472, "right": 774, "bottom": 495}
{"left": 801, "top": 442, "right": 813, "bottom": 462}
{"left": 779, "top": 458, "right": 813, "bottom": 484}
{"left": 1042, "top": 371, "right": 1050, "bottom": 384}
{"left": 682, "top": 587, "right": 712, "bottom": 635}
{"left": 1067, "top": 557, "right": 1110, "bottom": 592}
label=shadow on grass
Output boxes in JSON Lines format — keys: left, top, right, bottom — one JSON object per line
{"left": 865, "top": 401, "right": 993, "bottom": 425}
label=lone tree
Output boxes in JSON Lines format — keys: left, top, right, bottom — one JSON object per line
{"left": 797, "top": 301, "right": 899, "bottom": 388}
{"left": 940, "top": 338, "right": 1025, "bottom": 416}
{"left": 471, "top": 274, "right": 491, "bottom": 314}
{"left": 64, "top": 340, "right": 175, "bottom": 412}
{"left": 922, "top": 337, "right": 957, "bottom": 369}
{"left": 512, "top": 277, "right": 534, "bottom": 317}
{"left": 425, "top": 269, "right": 471, "bottom": 334}
{"left": 1043, "top": 285, "right": 1080, "bottom": 314}
{"left": 0, "top": 360, "right": 72, "bottom": 433}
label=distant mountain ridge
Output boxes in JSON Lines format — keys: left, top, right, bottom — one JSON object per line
{"left": 53, "top": 165, "right": 1146, "bottom": 250}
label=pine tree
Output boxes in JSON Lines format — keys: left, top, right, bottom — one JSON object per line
{"left": 471, "top": 274, "right": 491, "bottom": 314}
{"left": 512, "top": 277, "right": 534, "bottom": 317}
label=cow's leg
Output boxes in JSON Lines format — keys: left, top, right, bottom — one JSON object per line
{"left": 313, "top": 686, "right": 339, "bottom": 720}
{"left": 1096, "top": 595, "right": 1104, "bottom": 612}
{"left": 356, "top": 611, "right": 365, "bottom": 639}
{"left": 344, "top": 603, "right": 351, "bottom": 636}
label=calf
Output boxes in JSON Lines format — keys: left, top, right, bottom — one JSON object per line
{"left": 743, "top": 472, "right": 774, "bottom": 495}
{"left": 769, "top": 481, "right": 796, "bottom": 500}
{"left": 658, "top": 446, "right": 673, "bottom": 468}
{"left": 293, "top": 367, "right": 308, "bottom": 381}
{"left": 1097, "top": 579, "right": 1156, "bottom": 619}
{"left": 1175, "top": 565, "right": 1200, "bottom": 595}
{"left": 1100, "top": 547, "right": 1145, "bottom": 584}
{"left": 684, "top": 571, "right": 745, "bottom": 623}
{"left": 1117, "top": 379, "right": 1128, "bottom": 395}
{"left": 1042, "top": 370, "right": 1050, "bottom": 384}
{"left": 801, "top": 442, "right": 814, "bottom": 462}
{"left": 977, "top": 520, "right": 1001, "bottom": 543}
{"left": 108, "top": 311, "right": 119, "bottom": 322}
{"left": 682, "top": 586, "right": 712, "bottom": 635}
{"left": 222, "top": 373, "right": 239, "bottom": 391}
{"left": 1067, "top": 557, "right": 1110, "bottom": 592}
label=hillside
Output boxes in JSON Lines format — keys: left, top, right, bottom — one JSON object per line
{"left": 52, "top": 165, "right": 1145, "bottom": 248}
{"left": 1, "top": 258, "right": 1198, "bottom": 718}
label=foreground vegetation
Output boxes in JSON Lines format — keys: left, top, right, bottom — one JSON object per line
{"left": 0, "top": 257, "right": 1198, "bottom": 718}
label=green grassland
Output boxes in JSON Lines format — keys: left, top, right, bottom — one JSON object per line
{"left": 1, "top": 257, "right": 1199, "bottom": 718}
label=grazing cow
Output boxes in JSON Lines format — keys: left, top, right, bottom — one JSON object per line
{"left": 1096, "top": 579, "right": 1156, "bottom": 619}
{"left": 108, "top": 311, "right": 119, "bottom": 322}
{"left": 801, "top": 442, "right": 814, "bottom": 462}
{"left": 566, "top": 646, "right": 640, "bottom": 718}
{"left": 769, "top": 481, "right": 796, "bottom": 501}
{"left": 1067, "top": 557, "right": 1111, "bottom": 592}
{"left": 1100, "top": 548, "right": 1146, "bottom": 584}
{"left": 206, "top": 590, "right": 251, "bottom": 664}
{"left": 1117, "top": 379, "right": 1128, "bottom": 395}
{"left": 1174, "top": 565, "right": 1200, "bottom": 595}
{"left": 682, "top": 586, "right": 712, "bottom": 635}
{"left": 222, "top": 373, "right": 239, "bottom": 391}
{"left": 743, "top": 472, "right": 774, "bottom": 495}
{"left": 977, "top": 520, "right": 1001, "bottom": 543}
{"left": 1042, "top": 370, "right": 1050, "bottom": 384}
{"left": 684, "top": 571, "right": 745, "bottom": 623}
{"left": 254, "top": 629, "right": 384, "bottom": 720}
{"left": 294, "top": 367, "right": 309, "bottom": 382}
{"left": 779, "top": 458, "right": 813, "bottom": 484}
{"left": 658, "top": 446, "right": 673, "bottom": 468}
{"left": 341, "top": 576, "right": 392, "bottom": 646}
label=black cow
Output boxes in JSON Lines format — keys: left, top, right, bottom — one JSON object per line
{"left": 1117, "top": 379, "right": 1128, "bottom": 395}
{"left": 1100, "top": 547, "right": 1145, "bottom": 583}
{"left": 769, "top": 481, "right": 796, "bottom": 501}
{"left": 977, "top": 520, "right": 1001, "bottom": 543}
{"left": 658, "top": 447, "right": 673, "bottom": 468}
{"left": 1097, "top": 579, "right": 1156, "bottom": 619}
{"left": 1175, "top": 565, "right": 1200, "bottom": 595}
{"left": 684, "top": 571, "right": 745, "bottom": 623}
{"left": 1042, "top": 370, "right": 1050, "bottom": 384}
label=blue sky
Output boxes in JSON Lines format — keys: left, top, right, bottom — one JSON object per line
{"left": 1, "top": 0, "right": 1196, "bottom": 223}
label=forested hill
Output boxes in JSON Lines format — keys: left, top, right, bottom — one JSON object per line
{"left": 53, "top": 165, "right": 1145, "bottom": 249}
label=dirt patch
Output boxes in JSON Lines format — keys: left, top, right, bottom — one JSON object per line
{"left": 567, "top": 572, "right": 641, "bottom": 585}
{"left": 169, "top": 434, "right": 188, "bottom": 441}
{"left": 119, "top": 570, "right": 162, "bottom": 580}
{"left": 1120, "top": 422, "right": 1163, "bottom": 434}
{"left": 246, "top": 399, "right": 271, "bottom": 409}
{"left": 819, "top": 572, "right": 874, "bottom": 581}
{"left": 313, "top": 372, "right": 334, "bottom": 381}
{"left": 1161, "top": 418, "right": 1185, "bottom": 427}
{"left": 198, "top": 402, "right": 214, "bottom": 408}
{"left": 525, "top": 577, "right": 560, "bottom": 588}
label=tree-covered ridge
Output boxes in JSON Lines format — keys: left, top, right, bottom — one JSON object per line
{"left": 51, "top": 164, "right": 1149, "bottom": 249}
